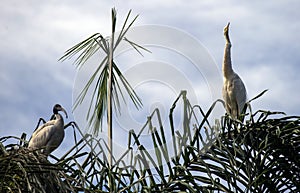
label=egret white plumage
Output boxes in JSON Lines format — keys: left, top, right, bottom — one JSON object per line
{"left": 222, "top": 23, "right": 247, "bottom": 118}
{"left": 28, "top": 104, "right": 68, "bottom": 156}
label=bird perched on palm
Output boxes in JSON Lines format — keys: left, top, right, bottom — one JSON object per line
{"left": 222, "top": 23, "right": 247, "bottom": 118}
{"left": 28, "top": 104, "right": 68, "bottom": 156}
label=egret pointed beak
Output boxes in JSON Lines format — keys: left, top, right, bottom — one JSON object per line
{"left": 224, "top": 22, "right": 231, "bottom": 43}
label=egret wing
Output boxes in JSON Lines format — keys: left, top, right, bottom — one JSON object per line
{"left": 232, "top": 74, "right": 247, "bottom": 113}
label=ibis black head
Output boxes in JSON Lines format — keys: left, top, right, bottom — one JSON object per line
{"left": 53, "top": 104, "right": 68, "bottom": 118}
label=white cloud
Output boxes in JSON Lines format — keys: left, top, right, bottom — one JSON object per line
{"left": 243, "top": 62, "right": 300, "bottom": 115}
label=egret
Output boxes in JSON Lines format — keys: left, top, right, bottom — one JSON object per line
{"left": 28, "top": 104, "right": 68, "bottom": 156}
{"left": 222, "top": 23, "right": 247, "bottom": 118}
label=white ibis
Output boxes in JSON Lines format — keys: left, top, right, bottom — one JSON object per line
{"left": 28, "top": 104, "right": 68, "bottom": 156}
{"left": 222, "top": 23, "right": 247, "bottom": 118}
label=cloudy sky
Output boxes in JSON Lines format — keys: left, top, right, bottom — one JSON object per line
{"left": 1, "top": 0, "right": 299, "bottom": 157}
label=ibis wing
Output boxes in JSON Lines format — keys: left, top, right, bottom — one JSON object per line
{"left": 30, "top": 120, "right": 56, "bottom": 138}
{"left": 28, "top": 122, "right": 56, "bottom": 149}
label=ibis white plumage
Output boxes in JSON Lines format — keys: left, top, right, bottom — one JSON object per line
{"left": 222, "top": 23, "right": 247, "bottom": 118}
{"left": 28, "top": 104, "right": 68, "bottom": 156}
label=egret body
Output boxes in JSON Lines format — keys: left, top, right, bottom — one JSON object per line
{"left": 28, "top": 104, "right": 68, "bottom": 156}
{"left": 222, "top": 23, "right": 247, "bottom": 118}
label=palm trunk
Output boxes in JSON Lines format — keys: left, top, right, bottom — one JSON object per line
{"left": 108, "top": 36, "right": 113, "bottom": 169}
{"left": 108, "top": 8, "right": 116, "bottom": 191}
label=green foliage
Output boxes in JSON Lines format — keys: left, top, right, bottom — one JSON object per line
{"left": 59, "top": 9, "right": 148, "bottom": 136}
{"left": 1, "top": 91, "right": 299, "bottom": 192}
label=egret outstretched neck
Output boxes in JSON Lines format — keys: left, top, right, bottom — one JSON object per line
{"left": 223, "top": 22, "right": 234, "bottom": 79}
{"left": 222, "top": 23, "right": 247, "bottom": 118}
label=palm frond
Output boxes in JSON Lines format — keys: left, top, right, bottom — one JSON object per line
{"left": 2, "top": 90, "right": 299, "bottom": 191}
{"left": 60, "top": 9, "right": 147, "bottom": 135}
